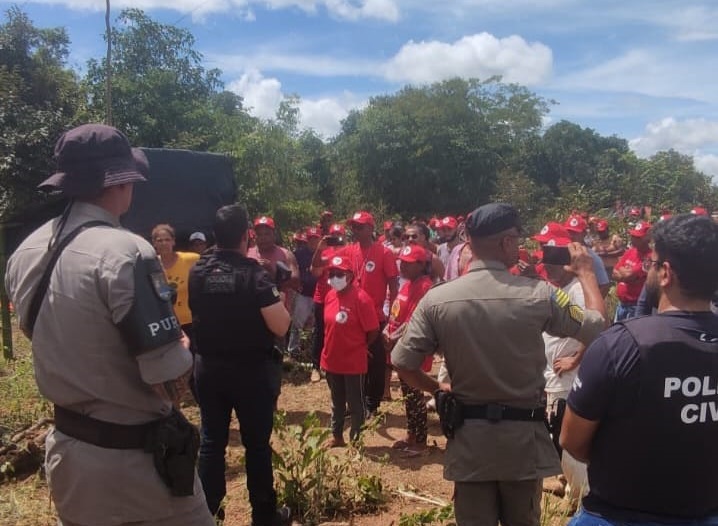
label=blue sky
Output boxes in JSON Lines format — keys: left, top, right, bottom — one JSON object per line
{"left": 6, "top": 0, "right": 718, "bottom": 179}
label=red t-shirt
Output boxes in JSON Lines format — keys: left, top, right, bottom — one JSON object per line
{"left": 321, "top": 284, "right": 379, "bottom": 375}
{"left": 387, "top": 275, "right": 433, "bottom": 371}
{"left": 615, "top": 246, "right": 650, "bottom": 304}
{"left": 313, "top": 246, "right": 343, "bottom": 304}
{"left": 344, "top": 241, "right": 399, "bottom": 320}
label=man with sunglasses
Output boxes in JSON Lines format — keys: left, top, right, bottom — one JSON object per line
{"left": 561, "top": 214, "right": 718, "bottom": 526}
{"left": 392, "top": 203, "right": 606, "bottom": 526}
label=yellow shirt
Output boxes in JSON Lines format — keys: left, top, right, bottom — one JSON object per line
{"left": 164, "top": 251, "right": 200, "bottom": 325}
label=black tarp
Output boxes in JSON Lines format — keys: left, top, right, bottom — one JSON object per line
{"left": 123, "top": 148, "right": 237, "bottom": 247}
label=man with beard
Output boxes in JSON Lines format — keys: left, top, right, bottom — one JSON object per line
{"left": 561, "top": 213, "right": 718, "bottom": 526}
{"left": 436, "top": 216, "right": 461, "bottom": 270}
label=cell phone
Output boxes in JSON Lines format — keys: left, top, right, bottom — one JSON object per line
{"left": 542, "top": 245, "right": 571, "bottom": 266}
{"left": 325, "top": 236, "right": 341, "bottom": 246}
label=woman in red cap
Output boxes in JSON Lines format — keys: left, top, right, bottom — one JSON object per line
{"left": 320, "top": 254, "right": 379, "bottom": 447}
{"left": 385, "top": 244, "right": 434, "bottom": 453}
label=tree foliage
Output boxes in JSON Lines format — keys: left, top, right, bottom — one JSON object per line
{"left": 0, "top": 6, "right": 82, "bottom": 220}
{"left": 84, "top": 8, "right": 223, "bottom": 147}
{"left": 1, "top": 7, "right": 716, "bottom": 229}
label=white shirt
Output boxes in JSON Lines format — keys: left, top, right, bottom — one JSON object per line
{"left": 543, "top": 278, "right": 585, "bottom": 393}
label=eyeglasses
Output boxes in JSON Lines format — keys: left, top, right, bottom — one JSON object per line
{"left": 642, "top": 258, "right": 662, "bottom": 272}
{"left": 404, "top": 234, "right": 419, "bottom": 240}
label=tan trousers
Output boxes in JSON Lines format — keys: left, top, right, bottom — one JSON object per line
{"left": 454, "top": 479, "right": 542, "bottom": 526}
{"left": 57, "top": 499, "right": 216, "bottom": 526}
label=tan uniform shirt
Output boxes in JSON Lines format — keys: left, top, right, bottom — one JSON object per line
{"left": 5, "top": 202, "right": 207, "bottom": 526}
{"left": 392, "top": 259, "right": 604, "bottom": 482}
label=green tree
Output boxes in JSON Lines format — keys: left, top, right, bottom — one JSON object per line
{"left": 0, "top": 7, "right": 82, "bottom": 219}
{"left": 332, "top": 78, "right": 550, "bottom": 217}
{"left": 84, "top": 8, "right": 222, "bottom": 147}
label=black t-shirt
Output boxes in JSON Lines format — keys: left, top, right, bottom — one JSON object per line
{"left": 568, "top": 311, "right": 718, "bottom": 522}
{"left": 294, "top": 246, "right": 317, "bottom": 297}
{"left": 188, "top": 249, "right": 281, "bottom": 361}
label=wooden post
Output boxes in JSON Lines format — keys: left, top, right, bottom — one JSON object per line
{"left": 0, "top": 223, "right": 14, "bottom": 360}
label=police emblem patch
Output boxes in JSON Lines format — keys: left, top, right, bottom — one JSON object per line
{"left": 365, "top": 261, "right": 376, "bottom": 272}
{"left": 151, "top": 272, "right": 174, "bottom": 302}
{"left": 336, "top": 311, "right": 349, "bottom": 324}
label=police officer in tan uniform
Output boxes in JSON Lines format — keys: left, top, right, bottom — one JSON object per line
{"left": 5, "top": 124, "right": 214, "bottom": 526}
{"left": 392, "top": 203, "right": 606, "bottom": 526}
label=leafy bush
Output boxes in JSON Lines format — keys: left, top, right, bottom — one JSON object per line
{"left": 272, "top": 411, "right": 385, "bottom": 525}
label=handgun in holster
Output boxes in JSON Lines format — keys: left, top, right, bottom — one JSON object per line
{"left": 434, "top": 390, "right": 464, "bottom": 439}
{"left": 144, "top": 410, "right": 200, "bottom": 496}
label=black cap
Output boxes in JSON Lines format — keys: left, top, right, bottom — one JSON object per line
{"left": 466, "top": 203, "right": 523, "bottom": 237}
{"left": 38, "top": 124, "right": 147, "bottom": 198}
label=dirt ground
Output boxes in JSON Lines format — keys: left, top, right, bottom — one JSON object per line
{"left": 0, "top": 358, "right": 572, "bottom": 526}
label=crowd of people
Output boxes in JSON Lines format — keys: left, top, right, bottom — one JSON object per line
{"left": 5, "top": 123, "right": 718, "bottom": 526}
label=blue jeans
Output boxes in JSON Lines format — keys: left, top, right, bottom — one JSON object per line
{"left": 195, "top": 355, "right": 277, "bottom": 525}
{"left": 614, "top": 303, "right": 637, "bottom": 322}
{"left": 570, "top": 508, "right": 718, "bottom": 526}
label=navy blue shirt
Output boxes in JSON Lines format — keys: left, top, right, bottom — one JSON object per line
{"left": 568, "top": 311, "right": 718, "bottom": 522}
{"left": 294, "top": 246, "right": 317, "bottom": 298}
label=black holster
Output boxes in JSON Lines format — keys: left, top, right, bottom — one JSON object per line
{"left": 144, "top": 410, "right": 200, "bottom": 496}
{"left": 434, "top": 390, "right": 464, "bottom": 439}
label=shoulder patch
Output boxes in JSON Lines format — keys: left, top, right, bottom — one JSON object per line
{"left": 551, "top": 288, "right": 570, "bottom": 309}
{"left": 568, "top": 304, "right": 584, "bottom": 323}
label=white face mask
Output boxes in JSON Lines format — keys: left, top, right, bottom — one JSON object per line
{"left": 328, "top": 275, "right": 348, "bottom": 292}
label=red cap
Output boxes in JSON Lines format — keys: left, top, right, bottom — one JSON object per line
{"left": 348, "top": 211, "right": 374, "bottom": 226}
{"left": 534, "top": 222, "right": 570, "bottom": 243}
{"left": 595, "top": 219, "right": 609, "bottom": 232}
{"left": 328, "top": 254, "right": 352, "bottom": 272}
{"left": 254, "top": 216, "right": 275, "bottom": 229}
{"left": 659, "top": 213, "right": 672, "bottom": 222}
{"left": 305, "top": 227, "right": 321, "bottom": 238}
{"left": 293, "top": 231, "right": 307, "bottom": 242}
{"left": 398, "top": 244, "right": 429, "bottom": 263}
{"left": 383, "top": 220, "right": 393, "bottom": 231}
{"left": 691, "top": 206, "right": 709, "bottom": 216}
{"left": 438, "top": 216, "right": 458, "bottom": 230}
{"left": 564, "top": 214, "right": 588, "bottom": 233}
{"left": 329, "top": 223, "right": 346, "bottom": 236}
{"left": 629, "top": 207, "right": 641, "bottom": 217}
{"left": 629, "top": 220, "right": 651, "bottom": 237}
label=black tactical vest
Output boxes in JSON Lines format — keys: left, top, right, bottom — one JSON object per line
{"left": 586, "top": 314, "right": 718, "bottom": 520}
{"left": 189, "top": 251, "right": 274, "bottom": 361}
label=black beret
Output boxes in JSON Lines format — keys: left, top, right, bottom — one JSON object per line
{"left": 466, "top": 203, "right": 523, "bottom": 238}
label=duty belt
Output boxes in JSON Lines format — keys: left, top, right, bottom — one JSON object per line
{"left": 54, "top": 405, "right": 158, "bottom": 449}
{"left": 463, "top": 403, "right": 545, "bottom": 423}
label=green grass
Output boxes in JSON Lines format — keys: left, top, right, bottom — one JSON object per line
{"left": 0, "top": 328, "right": 50, "bottom": 441}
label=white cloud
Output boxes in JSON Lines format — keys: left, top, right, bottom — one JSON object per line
{"left": 629, "top": 117, "right": 718, "bottom": 157}
{"left": 695, "top": 154, "right": 718, "bottom": 179}
{"left": 383, "top": 33, "right": 552, "bottom": 85}
{"left": 22, "top": 0, "right": 399, "bottom": 21}
{"left": 228, "top": 69, "right": 284, "bottom": 120}
{"left": 298, "top": 92, "right": 366, "bottom": 137}
{"left": 630, "top": 117, "right": 718, "bottom": 179}
{"left": 227, "top": 70, "right": 363, "bottom": 137}
{"left": 556, "top": 49, "right": 718, "bottom": 104}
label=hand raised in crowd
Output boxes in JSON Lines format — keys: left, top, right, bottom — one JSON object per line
{"left": 566, "top": 242, "right": 594, "bottom": 276}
